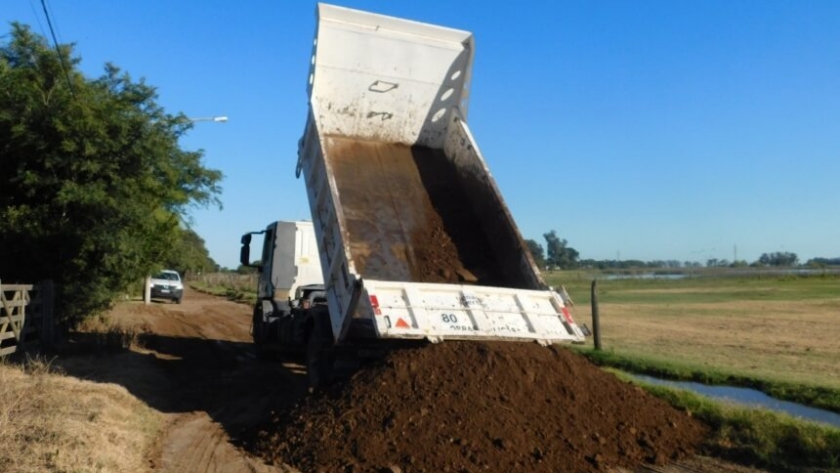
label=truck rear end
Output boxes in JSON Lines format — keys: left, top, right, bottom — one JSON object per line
{"left": 297, "top": 4, "right": 585, "bottom": 346}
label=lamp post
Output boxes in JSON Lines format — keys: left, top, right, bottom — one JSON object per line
{"left": 188, "top": 116, "right": 228, "bottom": 123}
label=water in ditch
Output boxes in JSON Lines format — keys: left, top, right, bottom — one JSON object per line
{"left": 632, "top": 374, "right": 840, "bottom": 428}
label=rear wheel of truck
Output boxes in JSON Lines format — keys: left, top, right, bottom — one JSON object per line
{"left": 305, "top": 313, "right": 335, "bottom": 390}
{"left": 252, "top": 307, "right": 272, "bottom": 360}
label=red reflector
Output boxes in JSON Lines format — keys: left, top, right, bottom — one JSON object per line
{"left": 561, "top": 307, "right": 575, "bottom": 324}
{"left": 369, "top": 295, "right": 379, "bottom": 308}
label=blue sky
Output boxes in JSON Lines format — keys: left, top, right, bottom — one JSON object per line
{"left": 3, "top": 1, "right": 838, "bottom": 268}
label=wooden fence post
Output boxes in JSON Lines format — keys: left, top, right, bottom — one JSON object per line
{"left": 38, "top": 280, "right": 56, "bottom": 349}
{"left": 591, "top": 279, "right": 602, "bottom": 351}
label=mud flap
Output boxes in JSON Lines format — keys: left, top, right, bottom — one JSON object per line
{"left": 306, "top": 310, "right": 335, "bottom": 390}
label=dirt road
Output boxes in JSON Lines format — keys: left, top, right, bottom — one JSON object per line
{"left": 61, "top": 288, "right": 305, "bottom": 473}
{"left": 57, "top": 288, "right": 766, "bottom": 473}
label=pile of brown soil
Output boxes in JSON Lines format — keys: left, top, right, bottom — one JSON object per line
{"left": 255, "top": 342, "right": 708, "bottom": 472}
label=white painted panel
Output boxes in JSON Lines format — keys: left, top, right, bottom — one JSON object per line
{"left": 364, "top": 280, "right": 585, "bottom": 344}
{"left": 310, "top": 3, "right": 473, "bottom": 148}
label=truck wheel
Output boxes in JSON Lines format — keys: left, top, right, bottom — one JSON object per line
{"left": 305, "top": 316, "right": 335, "bottom": 390}
{"left": 253, "top": 307, "right": 271, "bottom": 360}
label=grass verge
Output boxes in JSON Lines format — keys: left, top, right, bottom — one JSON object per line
{"left": 72, "top": 312, "right": 149, "bottom": 353}
{"left": 0, "top": 357, "right": 164, "bottom": 473}
{"left": 190, "top": 281, "right": 256, "bottom": 305}
{"left": 608, "top": 368, "right": 840, "bottom": 472}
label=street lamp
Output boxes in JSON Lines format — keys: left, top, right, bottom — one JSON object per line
{"left": 188, "top": 116, "right": 228, "bottom": 123}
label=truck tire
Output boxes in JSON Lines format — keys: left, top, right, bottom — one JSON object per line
{"left": 305, "top": 314, "right": 335, "bottom": 390}
{"left": 252, "top": 307, "right": 272, "bottom": 360}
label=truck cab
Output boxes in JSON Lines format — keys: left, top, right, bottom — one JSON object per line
{"left": 240, "top": 221, "right": 326, "bottom": 357}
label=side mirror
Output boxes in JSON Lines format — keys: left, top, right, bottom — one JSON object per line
{"left": 240, "top": 234, "right": 251, "bottom": 266}
{"left": 239, "top": 245, "right": 250, "bottom": 267}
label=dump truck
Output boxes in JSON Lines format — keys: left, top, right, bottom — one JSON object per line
{"left": 240, "top": 3, "right": 586, "bottom": 387}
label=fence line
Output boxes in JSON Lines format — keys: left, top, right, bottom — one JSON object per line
{"left": 0, "top": 280, "right": 55, "bottom": 357}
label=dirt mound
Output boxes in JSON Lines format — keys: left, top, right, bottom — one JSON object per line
{"left": 255, "top": 342, "right": 708, "bottom": 472}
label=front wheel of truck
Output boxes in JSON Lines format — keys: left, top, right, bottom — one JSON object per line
{"left": 252, "top": 306, "right": 272, "bottom": 360}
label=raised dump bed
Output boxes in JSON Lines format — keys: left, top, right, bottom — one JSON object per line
{"left": 296, "top": 3, "right": 585, "bottom": 345}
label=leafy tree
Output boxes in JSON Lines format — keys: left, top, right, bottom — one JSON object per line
{"left": 524, "top": 239, "right": 546, "bottom": 269}
{"left": 706, "top": 258, "right": 730, "bottom": 268}
{"left": 0, "top": 24, "right": 222, "bottom": 324}
{"left": 543, "top": 230, "right": 579, "bottom": 269}
{"left": 757, "top": 252, "right": 799, "bottom": 267}
{"left": 165, "top": 228, "right": 218, "bottom": 276}
{"left": 236, "top": 261, "right": 261, "bottom": 274}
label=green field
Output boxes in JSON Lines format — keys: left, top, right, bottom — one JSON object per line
{"left": 545, "top": 270, "right": 840, "bottom": 471}
{"left": 545, "top": 270, "right": 840, "bottom": 395}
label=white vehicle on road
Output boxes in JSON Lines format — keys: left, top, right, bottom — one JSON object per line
{"left": 149, "top": 269, "right": 184, "bottom": 304}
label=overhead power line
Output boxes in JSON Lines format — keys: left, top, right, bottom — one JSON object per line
{"left": 39, "top": 0, "right": 76, "bottom": 99}
{"left": 27, "top": 0, "right": 49, "bottom": 39}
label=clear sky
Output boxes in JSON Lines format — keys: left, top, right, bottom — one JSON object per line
{"left": 3, "top": 1, "right": 838, "bottom": 268}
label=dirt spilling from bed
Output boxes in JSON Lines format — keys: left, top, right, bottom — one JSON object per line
{"left": 325, "top": 136, "right": 511, "bottom": 287}
{"left": 254, "top": 341, "right": 708, "bottom": 472}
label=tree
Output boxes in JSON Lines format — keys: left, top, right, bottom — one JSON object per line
{"left": 757, "top": 252, "right": 799, "bottom": 267}
{"left": 0, "top": 24, "right": 222, "bottom": 324}
{"left": 706, "top": 258, "right": 730, "bottom": 268}
{"left": 236, "top": 261, "right": 261, "bottom": 275}
{"left": 524, "top": 239, "right": 546, "bottom": 269}
{"left": 165, "top": 228, "right": 218, "bottom": 276}
{"left": 543, "top": 230, "right": 580, "bottom": 269}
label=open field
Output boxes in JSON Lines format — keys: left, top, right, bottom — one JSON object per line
{"left": 545, "top": 271, "right": 840, "bottom": 392}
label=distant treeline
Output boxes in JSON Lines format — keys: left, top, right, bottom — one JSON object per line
{"left": 578, "top": 259, "right": 698, "bottom": 270}
{"left": 527, "top": 233, "right": 838, "bottom": 270}
{"left": 807, "top": 257, "right": 840, "bottom": 267}
{"left": 576, "top": 253, "right": 839, "bottom": 270}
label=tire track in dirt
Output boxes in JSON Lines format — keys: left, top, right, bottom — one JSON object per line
{"left": 113, "top": 288, "right": 308, "bottom": 473}
{"left": 161, "top": 412, "right": 297, "bottom": 473}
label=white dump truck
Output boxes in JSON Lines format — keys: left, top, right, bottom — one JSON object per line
{"left": 240, "top": 4, "right": 585, "bottom": 387}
